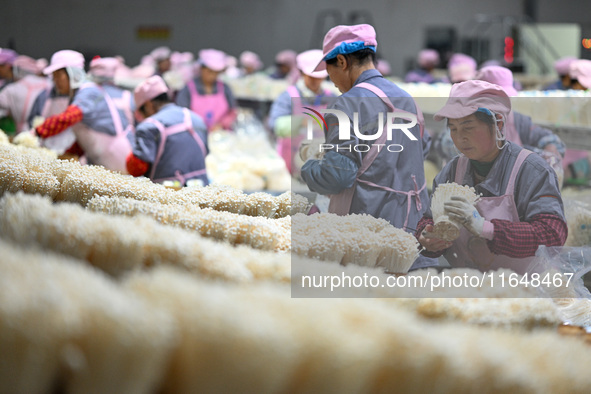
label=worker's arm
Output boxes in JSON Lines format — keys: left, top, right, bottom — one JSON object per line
{"left": 35, "top": 104, "right": 83, "bottom": 138}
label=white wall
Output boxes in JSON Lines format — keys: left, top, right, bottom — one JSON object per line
{"left": 1, "top": 0, "right": 588, "bottom": 77}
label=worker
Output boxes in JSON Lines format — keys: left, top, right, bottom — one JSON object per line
{"left": 269, "top": 49, "right": 299, "bottom": 84}
{"left": 268, "top": 49, "right": 335, "bottom": 176}
{"left": 542, "top": 56, "right": 577, "bottom": 91}
{"left": 405, "top": 49, "right": 443, "bottom": 84}
{"left": 239, "top": 51, "right": 264, "bottom": 76}
{"left": 475, "top": 66, "right": 565, "bottom": 159}
{"left": 88, "top": 56, "right": 135, "bottom": 127}
{"left": 176, "top": 49, "right": 237, "bottom": 132}
{"left": 375, "top": 59, "right": 392, "bottom": 77}
{"left": 0, "top": 55, "right": 51, "bottom": 134}
{"left": 417, "top": 80, "right": 567, "bottom": 274}
{"left": 563, "top": 59, "right": 591, "bottom": 182}
{"left": 300, "top": 24, "right": 435, "bottom": 270}
{"left": 150, "top": 46, "right": 172, "bottom": 77}
{"left": 0, "top": 48, "right": 17, "bottom": 91}
{"left": 34, "top": 49, "right": 133, "bottom": 173}
{"left": 127, "top": 75, "right": 208, "bottom": 187}
{"left": 0, "top": 48, "right": 18, "bottom": 132}
{"left": 448, "top": 53, "right": 477, "bottom": 83}
{"left": 28, "top": 50, "right": 83, "bottom": 154}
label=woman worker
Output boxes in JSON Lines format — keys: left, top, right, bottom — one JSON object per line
{"left": 34, "top": 50, "right": 133, "bottom": 173}
{"left": 268, "top": 49, "right": 335, "bottom": 175}
{"left": 300, "top": 24, "right": 435, "bottom": 269}
{"left": 0, "top": 55, "right": 50, "bottom": 134}
{"left": 176, "top": 49, "right": 237, "bottom": 132}
{"left": 416, "top": 80, "right": 567, "bottom": 274}
{"left": 126, "top": 75, "right": 209, "bottom": 187}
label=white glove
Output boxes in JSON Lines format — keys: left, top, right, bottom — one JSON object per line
{"left": 444, "top": 196, "right": 489, "bottom": 238}
{"left": 299, "top": 138, "right": 325, "bottom": 162}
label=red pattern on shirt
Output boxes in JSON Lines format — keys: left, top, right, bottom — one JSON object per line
{"left": 415, "top": 214, "right": 567, "bottom": 258}
{"left": 126, "top": 153, "right": 149, "bottom": 177}
{"left": 35, "top": 104, "right": 83, "bottom": 138}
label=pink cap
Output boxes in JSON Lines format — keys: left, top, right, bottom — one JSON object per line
{"left": 569, "top": 59, "right": 591, "bottom": 89}
{"left": 448, "top": 53, "right": 477, "bottom": 83}
{"left": 170, "top": 51, "right": 194, "bottom": 67}
{"left": 198, "top": 49, "right": 227, "bottom": 72}
{"left": 89, "top": 57, "right": 120, "bottom": 79}
{"left": 150, "top": 46, "right": 171, "bottom": 62}
{"left": 434, "top": 80, "right": 511, "bottom": 121}
{"left": 240, "top": 51, "right": 263, "bottom": 71}
{"left": 13, "top": 55, "right": 41, "bottom": 75}
{"left": 554, "top": 56, "right": 577, "bottom": 76}
{"left": 314, "top": 24, "right": 378, "bottom": 71}
{"left": 275, "top": 50, "right": 297, "bottom": 66}
{"left": 376, "top": 59, "right": 391, "bottom": 76}
{"left": 0, "top": 48, "right": 18, "bottom": 65}
{"left": 36, "top": 58, "right": 48, "bottom": 71}
{"left": 475, "top": 66, "right": 518, "bottom": 97}
{"left": 134, "top": 75, "right": 169, "bottom": 109}
{"left": 296, "top": 49, "right": 328, "bottom": 79}
{"left": 418, "top": 49, "right": 439, "bottom": 68}
{"left": 44, "top": 50, "right": 85, "bottom": 75}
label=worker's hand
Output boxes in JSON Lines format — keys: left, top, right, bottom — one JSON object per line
{"left": 419, "top": 224, "right": 453, "bottom": 252}
{"left": 444, "top": 196, "right": 486, "bottom": 237}
{"left": 299, "top": 138, "right": 325, "bottom": 162}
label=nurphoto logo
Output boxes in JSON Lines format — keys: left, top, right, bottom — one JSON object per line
{"left": 302, "top": 106, "right": 418, "bottom": 153}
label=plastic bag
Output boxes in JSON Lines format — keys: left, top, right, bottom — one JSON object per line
{"left": 529, "top": 246, "right": 591, "bottom": 326}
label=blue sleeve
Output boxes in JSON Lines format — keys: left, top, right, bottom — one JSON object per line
{"left": 223, "top": 83, "right": 236, "bottom": 109}
{"left": 190, "top": 113, "right": 209, "bottom": 155}
{"left": 175, "top": 86, "right": 191, "bottom": 109}
{"left": 267, "top": 91, "right": 292, "bottom": 130}
{"left": 28, "top": 89, "right": 48, "bottom": 126}
{"left": 72, "top": 87, "right": 103, "bottom": 114}
{"left": 422, "top": 131, "right": 432, "bottom": 160}
{"left": 132, "top": 122, "right": 160, "bottom": 164}
{"left": 300, "top": 150, "right": 358, "bottom": 195}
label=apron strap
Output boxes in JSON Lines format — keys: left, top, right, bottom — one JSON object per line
{"left": 506, "top": 149, "right": 532, "bottom": 195}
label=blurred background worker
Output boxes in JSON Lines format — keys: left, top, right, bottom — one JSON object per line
{"left": 150, "top": 46, "right": 172, "bottom": 77}
{"left": 475, "top": 66, "right": 565, "bottom": 160}
{"left": 239, "top": 51, "right": 264, "bottom": 76}
{"left": 562, "top": 59, "right": 591, "bottom": 183}
{"left": 269, "top": 49, "right": 299, "bottom": 84}
{"left": 417, "top": 81, "right": 566, "bottom": 275}
{"left": 0, "top": 48, "right": 18, "bottom": 133}
{"left": 0, "top": 48, "right": 18, "bottom": 91}
{"left": 300, "top": 24, "right": 435, "bottom": 270}
{"left": 88, "top": 56, "right": 135, "bottom": 128}
{"left": 34, "top": 49, "right": 133, "bottom": 173}
{"left": 543, "top": 56, "right": 577, "bottom": 91}
{"left": 447, "top": 53, "right": 477, "bottom": 84}
{"left": 405, "top": 49, "right": 442, "bottom": 84}
{"left": 127, "top": 75, "right": 209, "bottom": 187}
{"left": 0, "top": 55, "right": 50, "bottom": 134}
{"left": 176, "top": 49, "right": 237, "bottom": 132}
{"left": 268, "top": 49, "right": 335, "bottom": 176}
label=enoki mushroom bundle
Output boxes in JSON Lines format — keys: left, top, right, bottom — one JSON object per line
{"left": 430, "top": 182, "right": 480, "bottom": 241}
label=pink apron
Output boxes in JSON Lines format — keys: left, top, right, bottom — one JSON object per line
{"left": 145, "top": 108, "right": 207, "bottom": 185}
{"left": 72, "top": 85, "right": 132, "bottom": 174}
{"left": 328, "top": 82, "right": 426, "bottom": 231}
{"left": 187, "top": 79, "right": 229, "bottom": 131}
{"left": 111, "top": 89, "right": 134, "bottom": 127}
{"left": 15, "top": 76, "right": 50, "bottom": 133}
{"left": 445, "top": 149, "right": 535, "bottom": 274}
{"left": 277, "top": 85, "right": 331, "bottom": 174}
{"left": 41, "top": 93, "right": 77, "bottom": 154}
